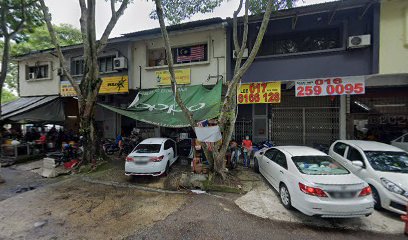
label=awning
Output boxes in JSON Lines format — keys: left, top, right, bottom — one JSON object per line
{"left": 99, "top": 81, "right": 222, "bottom": 128}
{"left": 1, "top": 96, "right": 65, "bottom": 123}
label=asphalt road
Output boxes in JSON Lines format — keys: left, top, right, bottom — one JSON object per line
{"left": 129, "top": 193, "right": 406, "bottom": 240}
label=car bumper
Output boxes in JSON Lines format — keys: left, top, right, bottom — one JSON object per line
{"left": 294, "top": 195, "right": 374, "bottom": 218}
{"left": 381, "top": 191, "right": 407, "bottom": 215}
{"left": 125, "top": 161, "right": 166, "bottom": 177}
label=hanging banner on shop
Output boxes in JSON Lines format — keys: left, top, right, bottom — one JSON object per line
{"left": 237, "top": 82, "right": 281, "bottom": 104}
{"left": 295, "top": 76, "right": 365, "bottom": 97}
{"left": 60, "top": 75, "right": 129, "bottom": 96}
{"left": 156, "top": 68, "right": 191, "bottom": 85}
{"left": 99, "top": 80, "right": 222, "bottom": 128}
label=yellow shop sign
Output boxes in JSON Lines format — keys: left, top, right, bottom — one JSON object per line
{"left": 156, "top": 68, "right": 191, "bottom": 85}
{"left": 60, "top": 76, "right": 129, "bottom": 96}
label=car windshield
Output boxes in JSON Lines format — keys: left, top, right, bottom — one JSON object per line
{"left": 292, "top": 155, "right": 349, "bottom": 175}
{"left": 364, "top": 151, "right": 408, "bottom": 173}
{"left": 133, "top": 144, "right": 161, "bottom": 153}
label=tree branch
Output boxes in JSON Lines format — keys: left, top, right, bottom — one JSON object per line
{"left": 232, "top": 0, "right": 243, "bottom": 54}
{"left": 39, "top": 0, "right": 81, "bottom": 96}
{"left": 97, "top": 0, "right": 129, "bottom": 54}
{"left": 219, "top": 0, "right": 275, "bottom": 129}
{"left": 233, "top": 0, "right": 249, "bottom": 74}
{"left": 154, "top": 0, "right": 196, "bottom": 128}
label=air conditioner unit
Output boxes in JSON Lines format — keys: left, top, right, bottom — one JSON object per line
{"left": 348, "top": 35, "right": 371, "bottom": 49}
{"left": 114, "top": 57, "right": 127, "bottom": 70}
{"left": 57, "top": 68, "right": 64, "bottom": 76}
{"left": 28, "top": 72, "right": 36, "bottom": 80}
{"left": 232, "top": 48, "right": 248, "bottom": 59}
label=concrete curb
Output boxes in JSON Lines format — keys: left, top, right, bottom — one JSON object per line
{"left": 81, "top": 176, "right": 187, "bottom": 194}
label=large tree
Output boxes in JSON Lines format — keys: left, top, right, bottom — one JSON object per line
{"left": 0, "top": 0, "right": 43, "bottom": 117}
{"left": 154, "top": 0, "right": 295, "bottom": 178}
{"left": 39, "top": 0, "right": 130, "bottom": 164}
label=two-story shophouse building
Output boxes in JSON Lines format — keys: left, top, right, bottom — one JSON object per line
{"left": 8, "top": 18, "right": 227, "bottom": 139}
{"left": 233, "top": 0, "right": 381, "bottom": 146}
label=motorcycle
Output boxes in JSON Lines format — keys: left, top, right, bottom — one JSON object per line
{"left": 103, "top": 137, "right": 140, "bottom": 156}
{"left": 252, "top": 140, "right": 275, "bottom": 153}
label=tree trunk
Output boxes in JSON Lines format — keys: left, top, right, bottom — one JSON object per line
{"left": 78, "top": 99, "right": 97, "bottom": 165}
{"left": 0, "top": 35, "right": 11, "bottom": 117}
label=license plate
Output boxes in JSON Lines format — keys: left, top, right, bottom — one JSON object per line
{"left": 329, "top": 191, "right": 356, "bottom": 199}
{"left": 134, "top": 161, "right": 148, "bottom": 165}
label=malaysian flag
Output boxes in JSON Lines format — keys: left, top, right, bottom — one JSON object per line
{"left": 177, "top": 45, "right": 205, "bottom": 63}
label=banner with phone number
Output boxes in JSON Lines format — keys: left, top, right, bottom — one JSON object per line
{"left": 295, "top": 76, "right": 365, "bottom": 97}
{"left": 238, "top": 82, "right": 281, "bottom": 104}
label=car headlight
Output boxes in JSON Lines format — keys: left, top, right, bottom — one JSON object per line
{"left": 381, "top": 178, "right": 407, "bottom": 198}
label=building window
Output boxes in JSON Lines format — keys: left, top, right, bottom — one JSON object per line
{"left": 71, "top": 55, "right": 116, "bottom": 75}
{"left": 72, "top": 59, "right": 84, "bottom": 76}
{"left": 27, "top": 64, "right": 49, "bottom": 80}
{"left": 98, "top": 55, "right": 115, "bottom": 73}
{"left": 148, "top": 49, "right": 167, "bottom": 67}
{"left": 147, "top": 44, "right": 208, "bottom": 67}
{"left": 258, "top": 28, "right": 342, "bottom": 56}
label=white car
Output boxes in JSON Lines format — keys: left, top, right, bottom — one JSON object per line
{"left": 329, "top": 140, "right": 408, "bottom": 215}
{"left": 391, "top": 133, "right": 408, "bottom": 152}
{"left": 125, "top": 138, "right": 178, "bottom": 176}
{"left": 253, "top": 146, "right": 374, "bottom": 218}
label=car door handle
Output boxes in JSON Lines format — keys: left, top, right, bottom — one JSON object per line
{"left": 280, "top": 170, "right": 284, "bottom": 174}
{"left": 266, "top": 161, "right": 270, "bottom": 164}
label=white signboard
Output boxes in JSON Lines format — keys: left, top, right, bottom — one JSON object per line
{"left": 295, "top": 76, "right": 365, "bottom": 97}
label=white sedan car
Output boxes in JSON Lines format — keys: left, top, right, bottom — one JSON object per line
{"left": 329, "top": 140, "right": 408, "bottom": 215}
{"left": 125, "top": 138, "right": 178, "bottom": 177}
{"left": 253, "top": 146, "right": 374, "bottom": 218}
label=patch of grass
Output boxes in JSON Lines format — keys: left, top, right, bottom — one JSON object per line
{"left": 202, "top": 180, "right": 241, "bottom": 194}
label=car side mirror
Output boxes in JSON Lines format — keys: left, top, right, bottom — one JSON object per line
{"left": 259, "top": 152, "right": 264, "bottom": 155}
{"left": 352, "top": 161, "right": 364, "bottom": 168}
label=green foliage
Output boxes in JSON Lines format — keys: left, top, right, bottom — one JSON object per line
{"left": 0, "top": 0, "right": 43, "bottom": 42}
{"left": 12, "top": 24, "right": 82, "bottom": 55}
{"left": 150, "top": 0, "right": 223, "bottom": 25}
{"left": 248, "top": 0, "right": 296, "bottom": 14}
{"left": 150, "top": 0, "right": 297, "bottom": 24}
{"left": 1, "top": 88, "right": 18, "bottom": 104}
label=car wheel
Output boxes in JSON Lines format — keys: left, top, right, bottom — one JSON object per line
{"left": 370, "top": 185, "right": 382, "bottom": 210}
{"left": 163, "top": 161, "right": 170, "bottom": 176}
{"left": 279, "top": 184, "right": 292, "bottom": 210}
{"left": 254, "top": 158, "right": 260, "bottom": 173}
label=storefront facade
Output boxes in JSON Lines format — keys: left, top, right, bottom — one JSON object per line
{"left": 233, "top": 0, "right": 379, "bottom": 145}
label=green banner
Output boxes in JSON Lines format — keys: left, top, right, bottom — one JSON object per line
{"left": 99, "top": 81, "right": 222, "bottom": 128}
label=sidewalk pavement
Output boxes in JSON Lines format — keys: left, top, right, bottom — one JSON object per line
{"left": 235, "top": 180, "right": 404, "bottom": 235}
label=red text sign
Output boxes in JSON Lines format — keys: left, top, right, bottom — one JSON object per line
{"left": 295, "top": 76, "right": 365, "bottom": 97}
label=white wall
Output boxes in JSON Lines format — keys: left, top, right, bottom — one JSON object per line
{"left": 18, "top": 54, "right": 60, "bottom": 97}
{"left": 131, "top": 27, "right": 227, "bottom": 89}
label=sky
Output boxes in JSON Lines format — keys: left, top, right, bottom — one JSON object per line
{"left": 44, "top": 0, "right": 336, "bottom": 38}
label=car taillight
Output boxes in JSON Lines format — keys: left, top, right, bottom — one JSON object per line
{"left": 126, "top": 157, "right": 134, "bottom": 162}
{"left": 359, "top": 186, "right": 372, "bottom": 197}
{"left": 150, "top": 155, "right": 164, "bottom": 162}
{"left": 299, "top": 183, "right": 328, "bottom": 197}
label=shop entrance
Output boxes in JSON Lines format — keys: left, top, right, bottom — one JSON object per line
{"left": 270, "top": 107, "right": 339, "bottom": 146}
{"left": 269, "top": 90, "right": 340, "bottom": 146}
